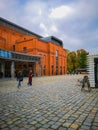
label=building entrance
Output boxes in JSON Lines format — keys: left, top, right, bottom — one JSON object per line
{"left": 0, "top": 49, "right": 42, "bottom": 78}
{"left": 15, "top": 62, "right": 36, "bottom": 77}
{"left": 94, "top": 58, "right": 98, "bottom": 88}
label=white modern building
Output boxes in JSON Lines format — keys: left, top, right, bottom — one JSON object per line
{"left": 87, "top": 54, "right": 98, "bottom": 88}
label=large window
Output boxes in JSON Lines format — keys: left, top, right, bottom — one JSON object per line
{"left": 13, "top": 45, "right": 15, "bottom": 51}
{"left": 51, "top": 65, "right": 54, "bottom": 75}
{"left": 43, "top": 65, "right": 46, "bottom": 75}
{"left": 23, "top": 47, "right": 27, "bottom": 53}
{"left": 56, "top": 50, "right": 58, "bottom": 57}
{"left": 56, "top": 50, "right": 58, "bottom": 75}
{"left": 60, "top": 66, "right": 62, "bottom": 75}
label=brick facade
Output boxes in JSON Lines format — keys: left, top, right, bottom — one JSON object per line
{"left": 0, "top": 18, "right": 67, "bottom": 76}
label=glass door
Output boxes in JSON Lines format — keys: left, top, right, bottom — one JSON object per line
{"left": 94, "top": 58, "right": 98, "bottom": 88}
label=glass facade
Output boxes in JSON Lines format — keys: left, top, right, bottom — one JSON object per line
{"left": 0, "top": 49, "right": 12, "bottom": 58}
{"left": 0, "top": 49, "right": 41, "bottom": 62}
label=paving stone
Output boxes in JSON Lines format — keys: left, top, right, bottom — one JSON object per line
{"left": 0, "top": 123, "right": 8, "bottom": 128}
{"left": 29, "top": 127, "right": 36, "bottom": 130}
{"left": 80, "top": 125, "right": 91, "bottom": 130}
{"left": 0, "top": 120, "right": 5, "bottom": 125}
{"left": 56, "top": 121, "right": 62, "bottom": 125}
{"left": 43, "top": 124, "right": 50, "bottom": 128}
{"left": 0, "top": 75, "right": 98, "bottom": 130}
{"left": 29, "top": 121, "right": 37, "bottom": 125}
{"left": 58, "top": 118, "right": 65, "bottom": 123}
{"left": 48, "top": 121, "right": 55, "bottom": 125}
{"left": 62, "top": 122, "right": 71, "bottom": 127}
{"left": 19, "top": 128, "right": 27, "bottom": 130}
{"left": 91, "top": 126, "right": 98, "bottom": 130}
{"left": 92, "top": 123, "right": 98, "bottom": 126}
{"left": 58, "top": 127, "right": 67, "bottom": 130}
{"left": 1, "top": 128, "right": 10, "bottom": 130}
{"left": 70, "top": 123, "right": 79, "bottom": 129}
{"left": 51, "top": 117, "right": 59, "bottom": 121}
{"left": 67, "top": 128, "right": 75, "bottom": 130}
{"left": 9, "top": 127, "right": 19, "bottom": 130}
{"left": 83, "top": 122, "right": 91, "bottom": 126}
{"left": 38, "top": 128, "right": 47, "bottom": 130}
{"left": 51, "top": 124, "right": 59, "bottom": 129}
{"left": 35, "top": 123, "right": 42, "bottom": 128}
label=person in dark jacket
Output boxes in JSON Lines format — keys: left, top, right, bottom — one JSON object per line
{"left": 81, "top": 75, "right": 91, "bottom": 92}
{"left": 28, "top": 70, "right": 33, "bottom": 86}
{"left": 17, "top": 71, "right": 23, "bottom": 88}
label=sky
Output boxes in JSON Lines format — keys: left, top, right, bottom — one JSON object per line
{"left": 0, "top": 0, "right": 98, "bottom": 54}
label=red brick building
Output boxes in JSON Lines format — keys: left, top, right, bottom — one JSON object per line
{"left": 0, "top": 17, "right": 67, "bottom": 78}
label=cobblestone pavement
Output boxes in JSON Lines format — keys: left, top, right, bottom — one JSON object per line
{"left": 0, "top": 75, "right": 98, "bottom": 130}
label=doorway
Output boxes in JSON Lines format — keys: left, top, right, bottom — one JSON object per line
{"left": 94, "top": 58, "right": 98, "bottom": 88}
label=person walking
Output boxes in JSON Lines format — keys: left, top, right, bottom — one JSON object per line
{"left": 17, "top": 71, "right": 23, "bottom": 88}
{"left": 28, "top": 70, "right": 33, "bottom": 86}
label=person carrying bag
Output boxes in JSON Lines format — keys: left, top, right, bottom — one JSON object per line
{"left": 17, "top": 71, "right": 23, "bottom": 88}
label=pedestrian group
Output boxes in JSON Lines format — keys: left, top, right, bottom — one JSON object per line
{"left": 17, "top": 70, "right": 33, "bottom": 88}
{"left": 16, "top": 70, "right": 91, "bottom": 92}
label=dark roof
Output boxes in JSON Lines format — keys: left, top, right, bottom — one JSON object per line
{"left": 0, "top": 17, "right": 63, "bottom": 47}
{"left": 40, "top": 36, "right": 63, "bottom": 47}
{"left": 0, "top": 17, "right": 42, "bottom": 38}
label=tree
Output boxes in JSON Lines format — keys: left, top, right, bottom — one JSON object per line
{"left": 67, "top": 49, "right": 89, "bottom": 73}
{"left": 77, "top": 49, "right": 88, "bottom": 68}
{"left": 67, "top": 51, "right": 76, "bottom": 73}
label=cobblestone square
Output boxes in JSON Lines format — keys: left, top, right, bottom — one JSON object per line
{"left": 0, "top": 75, "right": 98, "bottom": 130}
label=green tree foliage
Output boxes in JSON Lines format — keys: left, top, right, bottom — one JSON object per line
{"left": 67, "top": 51, "right": 76, "bottom": 73}
{"left": 77, "top": 49, "right": 88, "bottom": 68}
{"left": 67, "top": 49, "right": 88, "bottom": 73}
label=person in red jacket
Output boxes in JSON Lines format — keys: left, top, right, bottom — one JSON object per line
{"left": 28, "top": 70, "right": 33, "bottom": 86}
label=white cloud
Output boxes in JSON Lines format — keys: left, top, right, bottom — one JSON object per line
{"left": 39, "top": 23, "right": 47, "bottom": 32}
{"left": 49, "top": 5, "right": 74, "bottom": 19}
{"left": 39, "top": 23, "right": 58, "bottom": 37}
{"left": 50, "top": 25, "right": 58, "bottom": 33}
{"left": 70, "top": 0, "right": 98, "bottom": 21}
{"left": 61, "top": 34, "right": 81, "bottom": 48}
{"left": 38, "top": 9, "right": 42, "bottom": 16}
{"left": 0, "top": 0, "right": 98, "bottom": 52}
